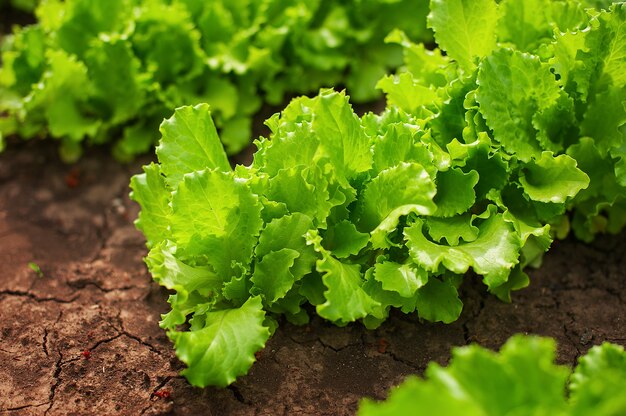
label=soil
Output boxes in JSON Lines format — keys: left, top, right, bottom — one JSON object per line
{"left": 0, "top": 11, "right": 625, "bottom": 416}
{"left": 0, "top": 5, "right": 34, "bottom": 34}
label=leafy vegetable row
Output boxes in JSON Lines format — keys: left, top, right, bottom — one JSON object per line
{"left": 0, "top": 0, "right": 431, "bottom": 160}
{"left": 359, "top": 335, "right": 626, "bottom": 416}
{"left": 130, "top": 0, "right": 624, "bottom": 387}
{"left": 383, "top": 0, "right": 625, "bottom": 243}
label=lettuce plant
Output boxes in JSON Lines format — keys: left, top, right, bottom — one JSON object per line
{"left": 0, "top": 0, "right": 431, "bottom": 160}
{"left": 378, "top": 0, "right": 625, "bottom": 242}
{"left": 130, "top": 0, "right": 623, "bottom": 387}
{"left": 359, "top": 335, "right": 626, "bottom": 416}
{"left": 131, "top": 88, "right": 587, "bottom": 387}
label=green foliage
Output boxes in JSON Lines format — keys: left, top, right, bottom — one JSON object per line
{"left": 386, "top": 0, "right": 625, "bottom": 242}
{"left": 171, "top": 296, "right": 270, "bottom": 388}
{"left": 0, "top": 0, "right": 432, "bottom": 160}
{"left": 130, "top": 0, "right": 623, "bottom": 387}
{"left": 359, "top": 335, "right": 626, "bottom": 416}
{"left": 131, "top": 89, "right": 585, "bottom": 386}
{"left": 428, "top": 0, "right": 499, "bottom": 71}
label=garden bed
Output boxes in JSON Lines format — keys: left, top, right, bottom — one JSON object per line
{"left": 0, "top": 138, "right": 624, "bottom": 415}
{"left": 1, "top": 4, "right": 625, "bottom": 415}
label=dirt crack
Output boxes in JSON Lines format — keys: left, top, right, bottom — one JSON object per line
{"left": 0, "top": 290, "right": 78, "bottom": 304}
{"left": 5, "top": 402, "right": 49, "bottom": 412}
{"left": 461, "top": 298, "right": 485, "bottom": 344}
{"left": 139, "top": 375, "right": 176, "bottom": 415}
{"left": 554, "top": 293, "right": 583, "bottom": 363}
{"left": 316, "top": 337, "right": 362, "bottom": 353}
{"left": 44, "top": 350, "right": 64, "bottom": 415}
{"left": 90, "top": 333, "right": 124, "bottom": 352}
{"left": 41, "top": 297, "right": 125, "bottom": 414}
{"left": 67, "top": 278, "right": 140, "bottom": 294}
{"left": 120, "top": 331, "right": 162, "bottom": 355}
{"left": 42, "top": 329, "right": 49, "bottom": 357}
{"left": 228, "top": 385, "right": 249, "bottom": 406}
{"left": 381, "top": 349, "right": 421, "bottom": 371}
{"left": 114, "top": 310, "right": 162, "bottom": 355}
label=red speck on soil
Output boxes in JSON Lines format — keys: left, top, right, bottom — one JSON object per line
{"left": 154, "top": 390, "right": 171, "bottom": 399}
{"left": 377, "top": 338, "right": 389, "bottom": 354}
{"left": 81, "top": 350, "right": 91, "bottom": 360}
{"left": 65, "top": 168, "right": 80, "bottom": 188}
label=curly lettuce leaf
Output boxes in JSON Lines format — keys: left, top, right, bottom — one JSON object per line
{"left": 358, "top": 162, "right": 436, "bottom": 234}
{"left": 360, "top": 336, "right": 626, "bottom": 416}
{"left": 428, "top": 0, "right": 499, "bottom": 71}
{"left": 414, "top": 276, "right": 463, "bottom": 324}
{"left": 377, "top": 72, "right": 440, "bottom": 114}
{"left": 476, "top": 49, "right": 565, "bottom": 161}
{"left": 373, "top": 261, "right": 428, "bottom": 299}
{"left": 578, "top": 4, "right": 626, "bottom": 154}
{"left": 311, "top": 90, "right": 372, "bottom": 182}
{"left": 129, "top": 163, "right": 171, "bottom": 247}
{"left": 405, "top": 206, "right": 521, "bottom": 288}
{"left": 307, "top": 230, "right": 380, "bottom": 325}
{"left": 156, "top": 103, "right": 231, "bottom": 186}
{"left": 250, "top": 248, "right": 300, "bottom": 305}
{"left": 170, "top": 169, "right": 263, "bottom": 280}
{"left": 169, "top": 296, "right": 270, "bottom": 388}
{"left": 425, "top": 215, "right": 479, "bottom": 246}
{"left": 323, "top": 220, "right": 370, "bottom": 259}
{"left": 520, "top": 152, "right": 590, "bottom": 203}
{"left": 570, "top": 342, "right": 626, "bottom": 414}
{"left": 433, "top": 167, "right": 479, "bottom": 217}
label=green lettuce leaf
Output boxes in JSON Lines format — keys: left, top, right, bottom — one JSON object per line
{"left": 169, "top": 296, "right": 270, "bottom": 387}
{"left": 156, "top": 103, "right": 231, "bottom": 186}
{"left": 570, "top": 342, "right": 626, "bottom": 414}
{"left": 519, "top": 152, "right": 590, "bottom": 203}
{"left": 428, "top": 0, "right": 499, "bottom": 71}
{"left": 377, "top": 72, "right": 440, "bottom": 114}
{"left": 129, "top": 163, "right": 171, "bottom": 247}
{"left": 476, "top": 49, "right": 565, "bottom": 161}
{"left": 323, "top": 220, "right": 370, "bottom": 259}
{"left": 307, "top": 230, "right": 380, "bottom": 324}
{"left": 373, "top": 261, "right": 428, "bottom": 299}
{"left": 405, "top": 206, "right": 521, "bottom": 288}
{"left": 414, "top": 276, "right": 463, "bottom": 324}
{"left": 311, "top": 90, "right": 372, "bottom": 182}
{"left": 358, "top": 162, "right": 436, "bottom": 234}
{"left": 170, "top": 169, "right": 263, "bottom": 279}
{"left": 360, "top": 335, "right": 626, "bottom": 416}
{"left": 433, "top": 167, "right": 479, "bottom": 217}
{"left": 250, "top": 248, "right": 300, "bottom": 305}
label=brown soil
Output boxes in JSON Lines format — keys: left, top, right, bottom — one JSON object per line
{"left": 0, "top": 4, "right": 34, "bottom": 34}
{"left": 0, "top": 137, "right": 624, "bottom": 416}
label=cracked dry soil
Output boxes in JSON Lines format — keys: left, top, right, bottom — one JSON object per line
{"left": 0, "top": 138, "right": 624, "bottom": 416}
